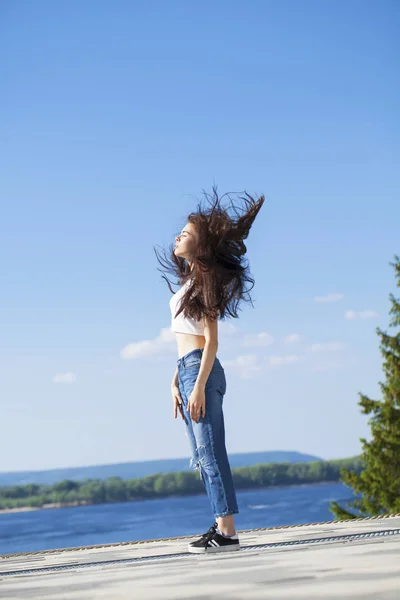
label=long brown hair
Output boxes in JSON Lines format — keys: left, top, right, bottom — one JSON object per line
{"left": 154, "top": 187, "right": 265, "bottom": 322}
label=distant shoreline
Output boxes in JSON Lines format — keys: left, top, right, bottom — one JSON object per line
{"left": 0, "top": 480, "right": 337, "bottom": 515}
{"left": 0, "top": 500, "right": 90, "bottom": 514}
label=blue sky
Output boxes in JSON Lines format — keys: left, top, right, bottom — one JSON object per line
{"left": 1, "top": 1, "right": 399, "bottom": 471}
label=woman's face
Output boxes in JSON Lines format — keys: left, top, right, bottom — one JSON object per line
{"left": 174, "top": 222, "right": 197, "bottom": 261}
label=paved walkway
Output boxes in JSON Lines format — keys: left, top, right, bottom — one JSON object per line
{"left": 1, "top": 515, "right": 399, "bottom": 599}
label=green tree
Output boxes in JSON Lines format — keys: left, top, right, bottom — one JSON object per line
{"left": 330, "top": 256, "right": 400, "bottom": 519}
{"left": 105, "top": 477, "right": 128, "bottom": 502}
{"left": 53, "top": 480, "right": 80, "bottom": 494}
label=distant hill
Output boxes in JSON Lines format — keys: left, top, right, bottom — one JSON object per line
{"left": 0, "top": 451, "right": 322, "bottom": 487}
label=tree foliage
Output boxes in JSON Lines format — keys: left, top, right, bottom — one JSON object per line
{"left": 330, "top": 256, "right": 400, "bottom": 519}
{"left": 0, "top": 457, "right": 363, "bottom": 511}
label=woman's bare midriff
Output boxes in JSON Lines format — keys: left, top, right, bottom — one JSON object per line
{"left": 175, "top": 332, "right": 205, "bottom": 359}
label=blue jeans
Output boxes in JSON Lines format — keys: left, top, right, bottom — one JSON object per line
{"left": 177, "top": 348, "right": 239, "bottom": 518}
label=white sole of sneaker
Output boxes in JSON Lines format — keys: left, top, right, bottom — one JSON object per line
{"left": 188, "top": 544, "right": 240, "bottom": 554}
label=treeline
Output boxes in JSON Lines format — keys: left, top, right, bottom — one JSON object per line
{"left": 0, "top": 457, "right": 363, "bottom": 511}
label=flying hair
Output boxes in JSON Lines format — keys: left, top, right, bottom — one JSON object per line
{"left": 154, "top": 186, "right": 265, "bottom": 322}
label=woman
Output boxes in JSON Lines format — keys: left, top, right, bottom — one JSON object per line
{"left": 154, "top": 188, "right": 264, "bottom": 553}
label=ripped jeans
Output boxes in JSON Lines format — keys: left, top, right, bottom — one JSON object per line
{"left": 177, "top": 348, "right": 239, "bottom": 518}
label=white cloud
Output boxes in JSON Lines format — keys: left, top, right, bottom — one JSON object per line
{"left": 52, "top": 372, "right": 77, "bottom": 384}
{"left": 243, "top": 331, "right": 275, "bottom": 347}
{"left": 267, "top": 355, "right": 303, "bottom": 367}
{"left": 121, "top": 321, "right": 238, "bottom": 361}
{"left": 344, "top": 310, "right": 357, "bottom": 320}
{"left": 284, "top": 334, "right": 302, "bottom": 344}
{"left": 120, "top": 327, "right": 175, "bottom": 360}
{"left": 359, "top": 310, "right": 379, "bottom": 320}
{"left": 345, "top": 310, "right": 378, "bottom": 320}
{"left": 314, "top": 293, "right": 344, "bottom": 303}
{"left": 219, "top": 322, "right": 237, "bottom": 336}
{"left": 307, "top": 342, "right": 345, "bottom": 353}
{"left": 223, "top": 354, "right": 264, "bottom": 379}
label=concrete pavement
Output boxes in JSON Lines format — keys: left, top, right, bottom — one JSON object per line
{"left": 1, "top": 514, "right": 399, "bottom": 599}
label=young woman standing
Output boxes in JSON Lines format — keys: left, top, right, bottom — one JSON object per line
{"left": 155, "top": 188, "right": 264, "bottom": 553}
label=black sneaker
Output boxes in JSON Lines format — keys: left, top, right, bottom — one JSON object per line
{"left": 188, "top": 524, "right": 240, "bottom": 554}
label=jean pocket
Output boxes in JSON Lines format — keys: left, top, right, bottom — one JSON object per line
{"left": 185, "top": 360, "right": 202, "bottom": 370}
{"left": 218, "top": 378, "right": 226, "bottom": 396}
{"left": 214, "top": 369, "right": 226, "bottom": 396}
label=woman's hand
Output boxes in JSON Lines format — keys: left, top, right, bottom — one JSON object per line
{"left": 171, "top": 383, "right": 184, "bottom": 420}
{"left": 188, "top": 386, "right": 206, "bottom": 423}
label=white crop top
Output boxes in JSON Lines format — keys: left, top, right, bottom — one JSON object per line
{"left": 169, "top": 280, "right": 205, "bottom": 336}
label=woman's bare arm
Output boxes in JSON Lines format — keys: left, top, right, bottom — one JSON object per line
{"left": 194, "top": 317, "right": 218, "bottom": 390}
{"left": 171, "top": 366, "right": 178, "bottom": 386}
